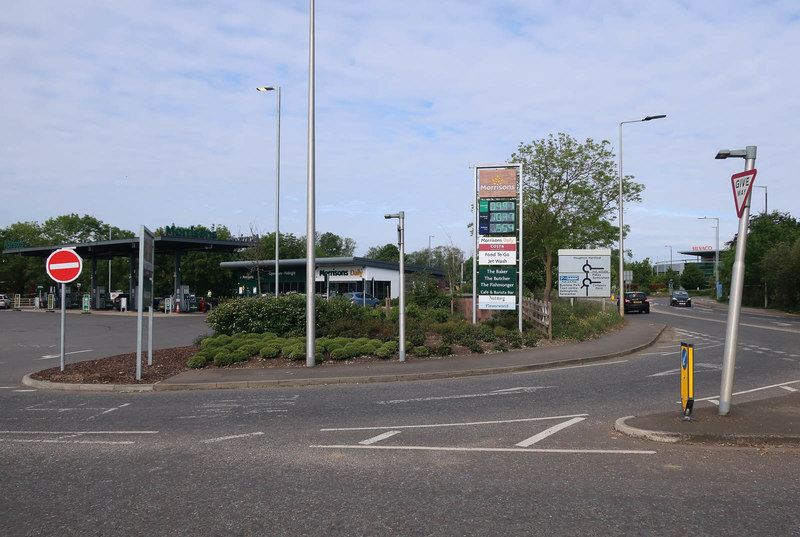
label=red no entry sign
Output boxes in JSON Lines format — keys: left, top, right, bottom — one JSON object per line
{"left": 46, "top": 248, "right": 83, "bottom": 283}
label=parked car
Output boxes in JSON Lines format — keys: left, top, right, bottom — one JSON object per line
{"left": 670, "top": 290, "right": 692, "bottom": 307}
{"left": 343, "top": 292, "right": 381, "bottom": 307}
{"left": 620, "top": 291, "right": 650, "bottom": 314}
{"left": 0, "top": 294, "right": 10, "bottom": 309}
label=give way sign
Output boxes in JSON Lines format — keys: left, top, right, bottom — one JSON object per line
{"left": 46, "top": 248, "right": 83, "bottom": 283}
{"left": 731, "top": 169, "right": 757, "bottom": 217}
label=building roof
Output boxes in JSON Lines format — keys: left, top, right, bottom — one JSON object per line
{"left": 2, "top": 236, "right": 256, "bottom": 260}
{"left": 221, "top": 257, "right": 445, "bottom": 276}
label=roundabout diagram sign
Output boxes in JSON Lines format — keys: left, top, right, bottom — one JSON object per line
{"left": 46, "top": 248, "right": 83, "bottom": 283}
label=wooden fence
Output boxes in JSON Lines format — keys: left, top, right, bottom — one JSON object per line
{"left": 521, "top": 296, "right": 552, "bottom": 340}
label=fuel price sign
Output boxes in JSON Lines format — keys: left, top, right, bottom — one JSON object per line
{"left": 479, "top": 199, "right": 517, "bottom": 235}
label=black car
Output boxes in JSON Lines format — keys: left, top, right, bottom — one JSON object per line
{"left": 621, "top": 291, "right": 650, "bottom": 314}
{"left": 670, "top": 290, "right": 692, "bottom": 307}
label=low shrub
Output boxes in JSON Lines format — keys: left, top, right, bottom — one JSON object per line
{"left": 435, "top": 344, "right": 452, "bottom": 356}
{"left": 258, "top": 345, "right": 281, "bottom": 359}
{"left": 494, "top": 342, "right": 508, "bottom": 353}
{"left": 412, "top": 346, "right": 429, "bottom": 357}
{"left": 187, "top": 353, "right": 210, "bottom": 369}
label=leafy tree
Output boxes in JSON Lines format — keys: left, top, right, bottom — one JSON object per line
{"left": 719, "top": 212, "right": 800, "bottom": 306}
{"left": 317, "top": 232, "right": 356, "bottom": 257}
{"left": 365, "top": 243, "right": 400, "bottom": 262}
{"left": 42, "top": 214, "right": 107, "bottom": 244}
{"left": 511, "top": 133, "right": 644, "bottom": 300}
{"left": 762, "top": 236, "right": 800, "bottom": 311}
{"left": 680, "top": 263, "right": 706, "bottom": 290}
{"left": 628, "top": 257, "right": 654, "bottom": 292}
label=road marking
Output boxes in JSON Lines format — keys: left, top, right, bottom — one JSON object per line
{"left": 201, "top": 432, "right": 265, "bottom": 444}
{"left": 360, "top": 431, "right": 401, "bottom": 445}
{"left": 321, "top": 414, "right": 589, "bottom": 432}
{"left": 38, "top": 349, "right": 93, "bottom": 360}
{"left": 0, "top": 430, "right": 158, "bottom": 434}
{"left": 13, "top": 389, "right": 37, "bottom": 393}
{"left": 310, "top": 444, "right": 655, "bottom": 455}
{"left": 515, "top": 417, "right": 585, "bottom": 447}
{"left": 690, "top": 379, "right": 800, "bottom": 403}
{"left": 87, "top": 402, "right": 130, "bottom": 421}
{"left": 780, "top": 385, "right": 798, "bottom": 392}
{"left": 649, "top": 362, "right": 722, "bottom": 377}
{"left": 512, "top": 360, "right": 628, "bottom": 374}
{"left": 0, "top": 439, "right": 136, "bottom": 445}
{"left": 376, "top": 386, "right": 556, "bottom": 405}
{"left": 654, "top": 308, "right": 800, "bottom": 334}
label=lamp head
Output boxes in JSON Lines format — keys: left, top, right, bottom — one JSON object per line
{"left": 256, "top": 86, "right": 276, "bottom": 92}
{"left": 643, "top": 114, "right": 667, "bottom": 121}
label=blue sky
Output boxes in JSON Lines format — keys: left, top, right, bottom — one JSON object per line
{"left": 2, "top": 1, "right": 798, "bottom": 267}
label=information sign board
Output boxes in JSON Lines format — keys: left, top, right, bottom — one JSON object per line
{"left": 478, "top": 236, "right": 517, "bottom": 265}
{"left": 478, "top": 295, "right": 516, "bottom": 310}
{"left": 558, "top": 249, "right": 611, "bottom": 298}
{"left": 479, "top": 266, "right": 517, "bottom": 295}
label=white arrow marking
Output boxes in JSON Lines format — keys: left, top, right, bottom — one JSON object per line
{"left": 38, "top": 349, "right": 93, "bottom": 360}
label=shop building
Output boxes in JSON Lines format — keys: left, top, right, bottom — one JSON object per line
{"left": 220, "top": 257, "right": 444, "bottom": 299}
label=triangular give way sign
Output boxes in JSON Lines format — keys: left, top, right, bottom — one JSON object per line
{"left": 731, "top": 169, "right": 757, "bottom": 217}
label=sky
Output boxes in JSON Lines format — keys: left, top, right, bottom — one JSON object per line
{"left": 2, "top": 1, "right": 798, "bottom": 267}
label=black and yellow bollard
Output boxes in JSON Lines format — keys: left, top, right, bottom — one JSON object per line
{"left": 680, "top": 342, "right": 694, "bottom": 421}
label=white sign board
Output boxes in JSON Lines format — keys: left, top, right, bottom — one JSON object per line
{"left": 478, "top": 295, "right": 516, "bottom": 310}
{"left": 558, "top": 249, "right": 612, "bottom": 298}
{"left": 478, "top": 236, "right": 517, "bottom": 265}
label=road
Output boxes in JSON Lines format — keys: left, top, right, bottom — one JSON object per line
{"left": 1, "top": 304, "right": 798, "bottom": 536}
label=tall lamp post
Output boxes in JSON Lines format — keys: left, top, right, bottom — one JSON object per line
{"left": 256, "top": 86, "right": 281, "bottom": 297}
{"left": 698, "top": 216, "right": 719, "bottom": 298}
{"left": 715, "top": 145, "right": 757, "bottom": 416}
{"left": 305, "top": 0, "right": 316, "bottom": 367}
{"left": 755, "top": 185, "right": 768, "bottom": 214}
{"left": 665, "top": 245, "right": 673, "bottom": 291}
{"left": 428, "top": 235, "right": 435, "bottom": 267}
{"left": 385, "top": 212, "right": 406, "bottom": 362}
{"left": 618, "top": 114, "right": 666, "bottom": 316}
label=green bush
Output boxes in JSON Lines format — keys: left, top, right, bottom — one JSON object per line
{"left": 239, "top": 343, "right": 263, "bottom": 357}
{"left": 435, "top": 344, "right": 452, "bottom": 356}
{"left": 479, "top": 324, "right": 496, "bottom": 342}
{"left": 494, "top": 325, "right": 511, "bottom": 339}
{"left": 494, "top": 342, "right": 508, "bottom": 353}
{"left": 258, "top": 345, "right": 281, "bottom": 359}
{"left": 213, "top": 350, "right": 235, "bottom": 367}
{"left": 422, "top": 308, "right": 450, "bottom": 323}
{"left": 329, "top": 347, "right": 350, "bottom": 361}
{"left": 412, "top": 346, "right": 429, "bottom": 357}
{"left": 187, "top": 353, "right": 210, "bottom": 369}
{"left": 524, "top": 332, "right": 540, "bottom": 347}
{"left": 551, "top": 299, "right": 623, "bottom": 341}
{"left": 375, "top": 345, "right": 393, "bottom": 359}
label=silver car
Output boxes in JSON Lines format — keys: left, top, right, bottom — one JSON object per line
{"left": 0, "top": 294, "right": 11, "bottom": 309}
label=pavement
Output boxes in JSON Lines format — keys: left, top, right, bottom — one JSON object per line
{"left": 22, "top": 308, "right": 800, "bottom": 447}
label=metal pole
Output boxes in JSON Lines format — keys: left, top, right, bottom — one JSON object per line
{"left": 60, "top": 283, "right": 66, "bottom": 372}
{"left": 618, "top": 122, "right": 624, "bottom": 315}
{"left": 305, "top": 0, "right": 316, "bottom": 367}
{"left": 714, "top": 221, "right": 719, "bottom": 298}
{"left": 472, "top": 166, "right": 478, "bottom": 324}
{"left": 517, "top": 162, "right": 523, "bottom": 334}
{"left": 275, "top": 87, "right": 281, "bottom": 297}
{"left": 719, "top": 146, "right": 757, "bottom": 415}
{"left": 398, "top": 212, "right": 406, "bottom": 362}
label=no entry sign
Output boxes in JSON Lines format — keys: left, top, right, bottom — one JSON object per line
{"left": 46, "top": 248, "right": 83, "bottom": 283}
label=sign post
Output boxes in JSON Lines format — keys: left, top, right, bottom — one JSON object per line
{"left": 715, "top": 146, "right": 757, "bottom": 416}
{"left": 46, "top": 248, "right": 83, "bottom": 371}
{"left": 136, "top": 226, "right": 156, "bottom": 379}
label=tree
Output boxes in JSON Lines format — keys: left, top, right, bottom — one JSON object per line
{"left": 511, "top": 133, "right": 644, "bottom": 300}
{"left": 317, "top": 232, "right": 356, "bottom": 257}
{"left": 628, "top": 257, "right": 654, "bottom": 291}
{"left": 719, "top": 212, "right": 800, "bottom": 306}
{"left": 680, "top": 263, "right": 706, "bottom": 290}
{"left": 365, "top": 243, "right": 399, "bottom": 262}
{"left": 762, "top": 236, "right": 800, "bottom": 311}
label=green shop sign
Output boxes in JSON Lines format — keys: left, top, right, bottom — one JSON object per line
{"left": 478, "top": 266, "right": 517, "bottom": 295}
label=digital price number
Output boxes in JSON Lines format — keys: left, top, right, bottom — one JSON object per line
{"left": 479, "top": 200, "right": 517, "bottom": 235}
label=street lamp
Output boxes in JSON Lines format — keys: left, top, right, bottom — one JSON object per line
{"left": 305, "top": 0, "right": 316, "bottom": 367}
{"left": 698, "top": 216, "right": 719, "bottom": 298}
{"left": 256, "top": 86, "right": 281, "bottom": 297}
{"left": 428, "top": 235, "right": 435, "bottom": 267}
{"left": 715, "top": 145, "right": 757, "bottom": 416}
{"left": 385, "top": 212, "right": 406, "bottom": 362}
{"left": 755, "top": 185, "right": 768, "bottom": 214}
{"left": 664, "top": 245, "right": 673, "bottom": 272}
{"left": 618, "top": 114, "right": 666, "bottom": 316}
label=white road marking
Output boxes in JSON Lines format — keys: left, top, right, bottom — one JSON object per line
{"left": 512, "top": 360, "right": 628, "bottom": 374}
{"left": 654, "top": 308, "right": 800, "bottom": 334}
{"left": 515, "top": 417, "right": 586, "bottom": 447}
{"left": 376, "top": 386, "right": 556, "bottom": 405}
{"left": 311, "top": 444, "right": 656, "bottom": 455}
{"left": 321, "top": 414, "right": 589, "bottom": 432}
{"left": 0, "top": 439, "right": 135, "bottom": 445}
{"left": 780, "top": 385, "right": 798, "bottom": 392}
{"left": 38, "top": 349, "right": 93, "bottom": 360}
{"left": 359, "top": 431, "right": 401, "bottom": 445}
{"left": 13, "top": 389, "right": 37, "bottom": 393}
{"left": 201, "top": 432, "right": 265, "bottom": 444}
{"left": 649, "top": 362, "right": 722, "bottom": 377}
{"left": 0, "top": 430, "right": 158, "bottom": 435}
{"left": 87, "top": 402, "right": 130, "bottom": 421}
{"left": 690, "top": 379, "right": 800, "bottom": 403}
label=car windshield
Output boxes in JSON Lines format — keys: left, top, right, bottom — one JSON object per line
{"left": 674, "top": 292, "right": 688, "bottom": 298}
